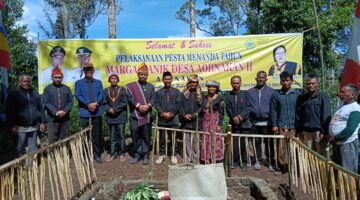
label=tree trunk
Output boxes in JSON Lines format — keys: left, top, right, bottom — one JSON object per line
{"left": 189, "top": 0, "right": 196, "bottom": 37}
{"left": 108, "top": 0, "right": 116, "bottom": 39}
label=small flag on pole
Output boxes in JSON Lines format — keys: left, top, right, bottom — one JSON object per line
{"left": 341, "top": 0, "right": 360, "bottom": 88}
{"left": 0, "top": 0, "right": 11, "bottom": 70}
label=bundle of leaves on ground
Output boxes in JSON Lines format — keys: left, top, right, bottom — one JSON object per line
{"left": 122, "top": 183, "right": 158, "bottom": 200}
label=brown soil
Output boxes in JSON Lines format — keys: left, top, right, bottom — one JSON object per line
{"left": 94, "top": 153, "right": 315, "bottom": 200}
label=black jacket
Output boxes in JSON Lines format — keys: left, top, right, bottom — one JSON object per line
{"left": 43, "top": 83, "right": 73, "bottom": 122}
{"left": 224, "top": 90, "right": 252, "bottom": 129}
{"left": 6, "top": 88, "right": 45, "bottom": 128}
{"left": 296, "top": 90, "right": 331, "bottom": 134}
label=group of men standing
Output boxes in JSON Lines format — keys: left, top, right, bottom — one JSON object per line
{"left": 6, "top": 61, "right": 360, "bottom": 174}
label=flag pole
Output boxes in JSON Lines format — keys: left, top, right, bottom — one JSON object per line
{"left": 312, "top": 0, "right": 325, "bottom": 90}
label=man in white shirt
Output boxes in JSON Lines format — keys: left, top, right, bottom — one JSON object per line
{"left": 41, "top": 46, "right": 71, "bottom": 85}
{"left": 329, "top": 84, "right": 360, "bottom": 173}
{"left": 68, "top": 46, "right": 102, "bottom": 82}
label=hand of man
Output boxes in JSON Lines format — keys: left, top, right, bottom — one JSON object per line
{"left": 237, "top": 115, "right": 243, "bottom": 123}
{"left": 57, "top": 110, "right": 66, "bottom": 118}
{"left": 109, "top": 108, "right": 115, "bottom": 115}
{"left": 233, "top": 117, "right": 240, "bottom": 125}
{"left": 39, "top": 123, "right": 45, "bottom": 133}
{"left": 162, "top": 112, "right": 169, "bottom": 120}
{"left": 88, "top": 103, "right": 96, "bottom": 112}
{"left": 139, "top": 105, "right": 148, "bottom": 114}
{"left": 10, "top": 127, "right": 18, "bottom": 135}
{"left": 329, "top": 136, "right": 337, "bottom": 145}
{"left": 272, "top": 127, "right": 279, "bottom": 134}
{"left": 139, "top": 105, "right": 145, "bottom": 113}
{"left": 143, "top": 105, "right": 150, "bottom": 112}
{"left": 284, "top": 129, "right": 289, "bottom": 138}
{"left": 184, "top": 114, "right": 192, "bottom": 121}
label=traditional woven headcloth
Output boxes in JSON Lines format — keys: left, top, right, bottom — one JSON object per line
{"left": 83, "top": 62, "right": 94, "bottom": 70}
{"left": 137, "top": 62, "right": 149, "bottom": 74}
{"left": 108, "top": 71, "right": 119, "bottom": 82}
{"left": 206, "top": 80, "right": 220, "bottom": 88}
{"left": 188, "top": 74, "right": 199, "bottom": 83}
{"left": 51, "top": 65, "right": 63, "bottom": 76}
{"left": 183, "top": 74, "right": 202, "bottom": 103}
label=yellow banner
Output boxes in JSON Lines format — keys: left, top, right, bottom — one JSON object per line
{"left": 38, "top": 33, "right": 303, "bottom": 93}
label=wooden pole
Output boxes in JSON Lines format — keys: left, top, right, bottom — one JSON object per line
{"left": 150, "top": 116, "right": 159, "bottom": 180}
{"left": 312, "top": 0, "right": 325, "bottom": 90}
{"left": 223, "top": 125, "right": 232, "bottom": 177}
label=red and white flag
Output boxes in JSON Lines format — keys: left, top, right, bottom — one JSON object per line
{"left": 341, "top": 0, "right": 360, "bottom": 88}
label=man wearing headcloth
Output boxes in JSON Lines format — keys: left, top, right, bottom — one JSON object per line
{"left": 68, "top": 46, "right": 102, "bottom": 82}
{"left": 180, "top": 74, "right": 204, "bottom": 163}
{"left": 103, "top": 72, "right": 128, "bottom": 162}
{"left": 42, "top": 46, "right": 71, "bottom": 84}
{"left": 126, "top": 63, "right": 155, "bottom": 165}
{"left": 155, "top": 71, "right": 181, "bottom": 165}
{"left": 75, "top": 62, "right": 104, "bottom": 163}
{"left": 43, "top": 65, "right": 73, "bottom": 144}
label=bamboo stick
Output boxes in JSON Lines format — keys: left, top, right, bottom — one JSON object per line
{"left": 182, "top": 131, "right": 186, "bottom": 163}
{"left": 156, "top": 129, "right": 160, "bottom": 158}
{"left": 329, "top": 167, "right": 336, "bottom": 200}
{"left": 165, "top": 130, "right": 168, "bottom": 158}
{"left": 172, "top": 131, "right": 176, "bottom": 157}
{"left": 211, "top": 131, "right": 216, "bottom": 164}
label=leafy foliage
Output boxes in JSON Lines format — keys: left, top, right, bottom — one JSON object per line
{"left": 122, "top": 183, "right": 158, "bottom": 200}
{"left": 176, "top": 0, "right": 247, "bottom": 36}
{"left": 2, "top": 0, "right": 38, "bottom": 90}
{"left": 39, "top": 0, "right": 107, "bottom": 39}
{"left": 246, "top": 0, "right": 355, "bottom": 75}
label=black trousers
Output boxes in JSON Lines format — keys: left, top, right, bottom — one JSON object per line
{"left": 233, "top": 128, "right": 250, "bottom": 166}
{"left": 47, "top": 120, "right": 70, "bottom": 144}
{"left": 130, "top": 118, "right": 152, "bottom": 159}
{"left": 108, "top": 123, "right": 126, "bottom": 157}
{"left": 252, "top": 125, "right": 275, "bottom": 165}
{"left": 80, "top": 116, "right": 102, "bottom": 159}
{"left": 158, "top": 125, "right": 177, "bottom": 156}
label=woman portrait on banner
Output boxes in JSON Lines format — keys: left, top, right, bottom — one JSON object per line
{"left": 268, "top": 45, "right": 301, "bottom": 76}
{"left": 201, "top": 80, "right": 224, "bottom": 164}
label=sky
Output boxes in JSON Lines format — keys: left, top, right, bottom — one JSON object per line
{"left": 22, "top": 0, "right": 210, "bottom": 40}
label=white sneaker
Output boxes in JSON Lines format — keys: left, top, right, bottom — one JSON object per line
{"left": 171, "top": 156, "right": 178, "bottom": 165}
{"left": 156, "top": 155, "right": 165, "bottom": 165}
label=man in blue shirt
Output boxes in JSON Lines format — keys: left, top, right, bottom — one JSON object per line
{"left": 75, "top": 62, "right": 104, "bottom": 163}
{"left": 248, "top": 71, "right": 275, "bottom": 171}
{"left": 270, "top": 71, "right": 300, "bottom": 174}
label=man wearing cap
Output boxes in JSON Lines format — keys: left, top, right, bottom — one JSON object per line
{"left": 180, "top": 74, "right": 204, "bottom": 163}
{"left": 42, "top": 46, "right": 71, "bottom": 84}
{"left": 6, "top": 74, "right": 46, "bottom": 157}
{"left": 126, "top": 63, "right": 155, "bottom": 165}
{"left": 103, "top": 73, "right": 128, "bottom": 162}
{"left": 155, "top": 71, "right": 181, "bottom": 165}
{"left": 43, "top": 65, "right": 73, "bottom": 144}
{"left": 75, "top": 62, "right": 104, "bottom": 163}
{"left": 69, "top": 46, "right": 102, "bottom": 82}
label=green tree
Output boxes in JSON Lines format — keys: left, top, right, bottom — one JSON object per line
{"left": 2, "top": 0, "right": 38, "bottom": 89}
{"left": 39, "top": 0, "right": 107, "bottom": 39}
{"left": 176, "top": 0, "right": 247, "bottom": 36}
{"left": 245, "top": 0, "right": 355, "bottom": 75}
